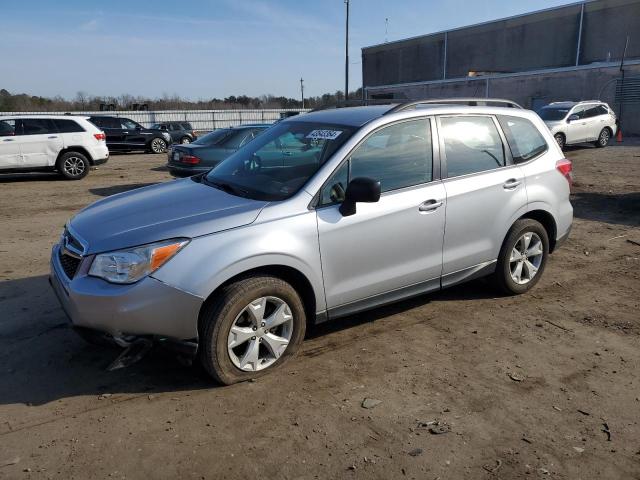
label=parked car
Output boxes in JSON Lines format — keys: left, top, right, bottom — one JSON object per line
{"left": 167, "top": 124, "right": 270, "bottom": 177}
{"left": 88, "top": 116, "right": 171, "bottom": 154}
{"left": 50, "top": 101, "right": 572, "bottom": 384}
{"left": 537, "top": 100, "right": 617, "bottom": 150}
{"left": 0, "top": 115, "right": 108, "bottom": 179}
{"left": 150, "top": 121, "right": 197, "bottom": 144}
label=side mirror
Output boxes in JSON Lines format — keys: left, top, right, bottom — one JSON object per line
{"left": 339, "top": 177, "right": 381, "bottom": 217}
{"left": 567, "top": 114, "right": 579, "bottom": 123}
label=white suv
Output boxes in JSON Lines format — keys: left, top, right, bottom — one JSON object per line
{"left": 537, "top": 101, "right": 617, "bottom": 150}
{"left": 0, "top": 115, "right": 109, "bottom": 179}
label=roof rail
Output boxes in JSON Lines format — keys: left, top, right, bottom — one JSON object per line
{"left": 387, "top": 98, "right": 524, "bottom": 114}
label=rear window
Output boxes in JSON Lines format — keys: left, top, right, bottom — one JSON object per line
{"left": 54, "top": 119, "right": 85, "bottom": 133}
{"left": 498, "top": 116, "right": 548, "bottom": 163}
{"left": 537, "top": 107, "right": 569, "bottom": 121}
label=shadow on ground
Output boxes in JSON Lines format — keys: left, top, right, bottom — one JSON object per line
{"left": 571, "top": 191, "right": 640, "bottom": 226}
{"left": 0, "top": 273, "right": 498, "bottom": 407}
{"left": 89, "top": 183, "right": 157, "bottom": 197}
{"left": 0, "top": 172, "right": 63, "bottom": 183}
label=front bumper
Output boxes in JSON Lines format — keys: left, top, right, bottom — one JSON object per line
{"left": 49, "top": 244, "right": 203, "bottom": 341}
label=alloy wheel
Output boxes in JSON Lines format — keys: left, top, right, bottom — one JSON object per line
{"left": 554, "top": 134, "right": 565, "bottom": 150}
{"left": 151, "top": 138, "right": 166, "bottom": 153}
{"left": 599, "top": 129, "right": 610, "bottom": 146}
{"left": 181, "top": 137, "right": 191, "bottom": 144}
{"left": 509, "top": 232, "right": 544, "bottom": 285}
{"left": 227, "top": 296, "right": 294, "bottom": 372}
{"left": 63, "top": 156, "right": 86, "bottom": 177}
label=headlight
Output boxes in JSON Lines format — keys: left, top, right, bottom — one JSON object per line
{"left": 89, "top": 239, "right": 189, "bottom": 284}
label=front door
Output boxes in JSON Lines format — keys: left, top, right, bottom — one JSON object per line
{"left": 121, "top": 119, "right": 148, "bottom": 148}
{"left": 316, "top": 117, "right": 445, "bottom": 314}
{"left": 0, "top": 119, "right": 21, "bottom": 169}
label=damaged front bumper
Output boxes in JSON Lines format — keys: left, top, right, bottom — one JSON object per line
{"left": 49, "top": 244, "right": 203, "bottom": 364}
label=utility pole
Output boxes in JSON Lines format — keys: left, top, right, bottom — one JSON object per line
{"left": 300, "top": 77, "right": 305, "bottom": 109}
{"left": 385, "top": 18, "right": 388, "bottom": 43}
{"left": 344, "top": 0, "right": 350, "bottom": 104}
{"left": 618, "top": 35, "right": 630, "bottom": 139}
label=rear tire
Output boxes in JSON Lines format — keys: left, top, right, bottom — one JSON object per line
{"left": 199, "top": 275, "right": 306, "bottom": 385}
{"left": 594, "top": 128, "right": 610, "bottom": 148}
{"left": 180, "top": 136, "right": 191, "bottom": 144}
{"left": 149, "top": 137, "right": 167, "bottom": 154}
{"left": 57, "top": 152, "right": 90, "bottom": 180}
{"left": 493, "top": 219, "right": 549, "bottom": 295}
{"left": 554, "top": 133, "right": 565, "bottom": 150}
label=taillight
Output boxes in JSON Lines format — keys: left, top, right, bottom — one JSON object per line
{"left": 94, "top": 133, "right": 106, "bottom": 141}
{"left": 181, "top": 154, "right": 200, "bottom": 165}
{"left": 556, "top": 158, "right": 573, "bottom": 187}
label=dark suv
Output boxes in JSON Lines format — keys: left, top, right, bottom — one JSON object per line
{"left": 150, "top": 122, "right": 197, "bottom": 144}
{"left": 88, "top": 116, "right": 171, "bottom": 154}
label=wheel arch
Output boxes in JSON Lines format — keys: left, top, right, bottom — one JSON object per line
{"left": 56, "top": 146, "right": 94, "bottom": 165}
{"left": 518, "top": 209, "right": 558, "bottom": 252}
{"left": 197, "top": 264, "right": 319, "bottom": 336}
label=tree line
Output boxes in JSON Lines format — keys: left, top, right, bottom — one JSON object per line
{"left": 0, "top": 88, "right": 364, "bottom": 112}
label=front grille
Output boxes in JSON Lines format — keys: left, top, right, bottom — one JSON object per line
{"left": 59, "top": 249, "right": 82, "bottom": 279}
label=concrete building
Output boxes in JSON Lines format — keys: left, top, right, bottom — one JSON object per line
{"left": 361, "top": 0, "right": 640, "bottom": 135}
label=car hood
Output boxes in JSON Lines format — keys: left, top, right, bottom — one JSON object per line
{"left": 69, "top": 177, "right": 268, "bottom": 254}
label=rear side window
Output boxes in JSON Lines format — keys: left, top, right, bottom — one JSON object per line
{"left": 596, "top": 105, "right": 609, "bottom": 115}
{"left": 181, "top": 123, "right": 192, "bottom": 130}
{"left": 0, "top": 119, "right": 17, "bottom": 136}
{"left": 19, "top": 118, "right": 56, "bottom": 135}
{"left": 498, "top": 116, "right": 548, "bottom": 163}
{"left": 441, "top": 116, "right": 505, "bottom": 178}
{"left": 54, "top": 119, "right": 85, "bottom": 133}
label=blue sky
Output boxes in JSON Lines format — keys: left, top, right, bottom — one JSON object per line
{"left": 4, "top": 0, "right": 572, "bottom": 100}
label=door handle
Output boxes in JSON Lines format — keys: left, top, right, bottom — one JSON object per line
{"left": 48, "top": 136, "right": 58, "bottom": 139}
{"left": 503, "top": 179, "right": 521, "bottom": 190}
{"left": 3, "top": 138, "right": 14, "bottom": 142}
{"left": 418, "top": 199, "right": 443, "bottom": 212}
{"left": 283, "top": 151, "right": 293, "bottom": 156}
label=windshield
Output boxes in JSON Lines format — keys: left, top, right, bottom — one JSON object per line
{"left": 537, "top": 107, "right": 570, "bottom": 121}
{"left": 204, "top": 121, "right": 355, "bottom": 201}
{"left": 192, "top": 129, "right": 232, "bottom": 146}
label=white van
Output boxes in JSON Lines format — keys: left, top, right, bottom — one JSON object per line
{"left": 0, "top": 115, "right": 109, "bottom": 179}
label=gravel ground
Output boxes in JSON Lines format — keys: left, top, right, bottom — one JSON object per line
{"left": 0, "top": 145, "right": 639, "bottom": 479}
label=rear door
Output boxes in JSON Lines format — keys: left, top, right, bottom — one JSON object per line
{"left": 17, "top": 118, "right": 63, "bottom": 167}
{"left": 581, "top": 104, "right": 603, "bottom": 141}
{"left": 0, "top": 119, "right": 21, "bottom": 169}
{"left": 437, "top": 115, "right": 527, "bottom": 284}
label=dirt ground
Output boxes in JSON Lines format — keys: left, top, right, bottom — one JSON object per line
{"left": 0, "top": 145, "right": 639, "bottom": 480}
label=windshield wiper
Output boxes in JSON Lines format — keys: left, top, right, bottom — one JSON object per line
{"left": 204, "top": 177, "right": 249, "bottom": 197}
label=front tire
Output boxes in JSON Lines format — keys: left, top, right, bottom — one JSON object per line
{"left": 180, "top": 136, "right": 191, "bottom": 144}
{"left": 493, "top": 219, "right": 549, "bottom": 295}
{"left": 57, "top": 152, "right": 90, "bottom": 180}
{"left": 199, "top": 275, "right": 306, "bottom": 385}
{"left": 554, "top": 133, "right": 565, "bottom": 150}
{"left": 594, "top": 128, "right": 611, "bottom": 148}
{"left": 149, "top": 137, "right": 167, "bottom": 154}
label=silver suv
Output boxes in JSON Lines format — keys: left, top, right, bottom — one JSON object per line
{"left": 50, "top": 101, "right": 573, "bottom": 384}
{"left": 537, "top": 100, "right": 617, "bottom": 150}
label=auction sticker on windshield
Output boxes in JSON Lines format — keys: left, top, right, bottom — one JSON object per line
{"left": 306, "top": 130, "right": 342, "bottom": 140}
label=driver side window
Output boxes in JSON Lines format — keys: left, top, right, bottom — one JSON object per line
{"left": 319, "top": 118, "right": 433, "bottom": 206}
